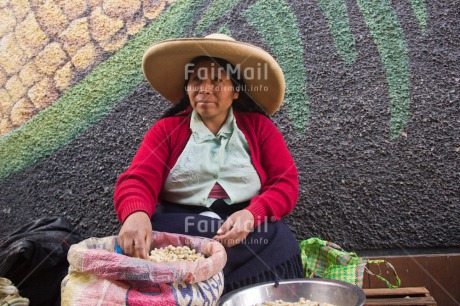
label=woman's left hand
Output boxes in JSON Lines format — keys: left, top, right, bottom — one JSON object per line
{"left": 214, "top": 209, "right": 254, "bottom": 248}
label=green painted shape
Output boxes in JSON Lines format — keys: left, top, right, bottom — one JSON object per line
{"left": 244, "top": 0, "right": 309, "bottom": 133}
{"left": 357, "top": 0, "right": 410, "bottom": 139}
{"left": 315, "top": 0, "right": 356, "bottom": 65}
{"left": 408, "top": 0, "right": 427, "bottom": 31}
{"left": 0, "top": 0, "right": 207, "bottom": 181}
{"left": 193, "top": 0, "right": 242, "bottom": 35}
{"left": 216, "top": 24, "right": 232, "bottom": 36}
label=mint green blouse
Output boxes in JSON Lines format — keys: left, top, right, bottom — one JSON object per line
{"left": 162, "top": 107, "right": 261, "bottom": 207}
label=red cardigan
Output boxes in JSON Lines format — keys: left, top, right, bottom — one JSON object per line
{"left": 114, "top": 110, "right": 299, "bottom": 227}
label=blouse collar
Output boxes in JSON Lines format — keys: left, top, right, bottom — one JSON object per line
{"left": 190, "top": 107, "right": 235, "bottom": 143}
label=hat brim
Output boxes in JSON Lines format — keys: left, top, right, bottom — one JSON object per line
{"left": 142, "top": 37, "right": 285, "bottom": 115}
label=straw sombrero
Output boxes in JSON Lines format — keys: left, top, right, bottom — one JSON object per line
{"left": 142, "top": 33, "right": 285, "bottom": 115}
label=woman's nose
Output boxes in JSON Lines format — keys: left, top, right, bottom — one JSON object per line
{"left": 199, "top": 79, "right": 214, "bottom": 93}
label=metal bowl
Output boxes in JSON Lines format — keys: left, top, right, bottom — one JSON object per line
{"left": 218, "top": 278, "right": 366, "bottom": 306}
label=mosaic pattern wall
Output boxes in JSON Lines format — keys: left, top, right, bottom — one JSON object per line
{"left": 0, "top": 0, "right": 458, "bottom": 251}
{"left": 0, "top": 0, "right": 173, "bottom": 135}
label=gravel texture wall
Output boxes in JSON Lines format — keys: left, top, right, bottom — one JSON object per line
{"left": 0, "top": 0, "right": 458, "bottom": 251}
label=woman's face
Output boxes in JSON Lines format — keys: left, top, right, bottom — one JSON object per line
{"left": 186, "top": 60, "right": 239, "bottom": 123}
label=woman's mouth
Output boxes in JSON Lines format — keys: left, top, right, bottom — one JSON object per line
{"left": 196, "top": 100, "right": 215, "bottom": 105}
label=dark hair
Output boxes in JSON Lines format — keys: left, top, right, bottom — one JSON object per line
{"left": 161, "top": 56, "right": 268, "bottom": 118}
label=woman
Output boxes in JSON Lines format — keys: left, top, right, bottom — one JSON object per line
{"left": 114, "top": 34, "right": 304, "bottom": 292}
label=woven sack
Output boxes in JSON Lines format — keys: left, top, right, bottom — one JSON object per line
{"left": 300, "top": 237, "right": 400, "bottom": 288}
{"left": 61, "top": 231, "right": 226, "bottom": 306}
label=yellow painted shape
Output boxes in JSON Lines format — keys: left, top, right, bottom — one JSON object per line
{"left": 27, "top": 77, "right": 59, "bottom": 109}
{"left": 15, "top": 13, "right": 49, "bottom": 58}
{"left": 71, "top": 42, "right": 98, "bottom": 70}
{"left": 103, "top": 0, "right": 141, "bottom": 19}
{"left": 34, "top": 42, "right": 68, "bottom": 76}
{"left": 60, "top": 17, "right": 91, "bottom": 56}
{"left": 0, "top": 7, "right": 16, "bottom": 38}
{"left": 0, "top": 33, "right": 27, "bottom": 75}
{"left": 19, "top": 61, "right": 41, "bottom": 88}
{"left": 5, "top": 75, "right": 26, "bottom": 102}
{"left": 11, "top": 97, "right": 35, "bottom": 126}
{"left": 56, "top": 0, "right": 87, "bottom": 19}
{"left": 89, "top": 7, "right": 124, "bottom": 42}
{"left": 33, "top": 0, "right": 69, "bottom": 36}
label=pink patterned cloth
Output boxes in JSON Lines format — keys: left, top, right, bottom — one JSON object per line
{"left": 61, "top": 231, "right": 226, "bottom": 306}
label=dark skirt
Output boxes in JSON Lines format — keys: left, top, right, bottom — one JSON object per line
{"left": 151, "top": 200, "right": 304, "bottom": 293}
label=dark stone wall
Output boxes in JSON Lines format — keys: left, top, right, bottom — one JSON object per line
{"left": 0, "top": 0, "right": 458, "bottom": 251}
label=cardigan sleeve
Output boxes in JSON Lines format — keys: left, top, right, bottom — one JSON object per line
{"left": 245, "top": 116, "right": 299, "bottom": 227}
{"left": 114, "top": 119, "right": 171, "bottom": 223}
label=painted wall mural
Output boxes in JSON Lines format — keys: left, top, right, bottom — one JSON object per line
{"left": 0, "top": 0, "right": 458, "bottom": 251}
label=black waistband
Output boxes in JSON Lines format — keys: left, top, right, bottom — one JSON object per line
{"left": 160, "top": 199, "right": 250, "bottom": 216}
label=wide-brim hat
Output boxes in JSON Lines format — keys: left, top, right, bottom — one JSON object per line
{"left": 142, "top": 33, "right": 285, "bottom": 115}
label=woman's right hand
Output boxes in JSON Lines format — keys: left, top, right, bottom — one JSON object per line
{"left": 118, "top": 211, "right": 152, "bottom": 259}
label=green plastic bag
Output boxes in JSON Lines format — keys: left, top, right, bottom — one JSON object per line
{"left": 299, "top": 238, "right": 400, "bottom": 288}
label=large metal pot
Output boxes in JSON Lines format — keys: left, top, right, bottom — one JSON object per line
{"left": 218, "top": 279, "right": 366, "bottom": 306}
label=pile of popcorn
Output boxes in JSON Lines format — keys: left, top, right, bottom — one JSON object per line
{"left": 148, "top": 245, "right": 205, "bottom": 262}
{"left": 257, "top": 298, "right": 336, "bottom": 306}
